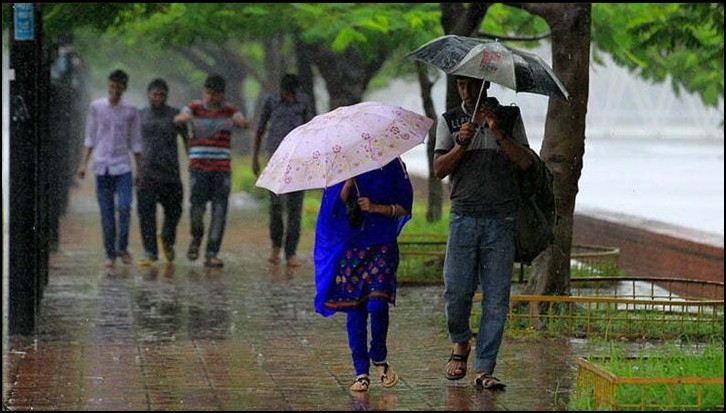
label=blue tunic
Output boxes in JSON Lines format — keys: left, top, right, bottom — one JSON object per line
{"left": 313, "top": 158, "right": 413, "bottom": 317}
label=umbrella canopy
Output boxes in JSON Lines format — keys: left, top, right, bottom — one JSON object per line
{"left": 255, "top": 101, "right": 433, "bottom": 195}
{"left": 405, "top": 35, "right": 569, "bottom": 101}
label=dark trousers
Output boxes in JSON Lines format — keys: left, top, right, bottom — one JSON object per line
{"left": 268, "top": 190, "right": 304, "bottom": 257}
{"left": 137, "top": 180, "right": 183, "bottom": 259}
{"left": 189, "top": 169, "right": 231, "bottom": 259}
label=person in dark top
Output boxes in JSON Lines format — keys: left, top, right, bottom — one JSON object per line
{"left": 252, "top": 74, "right": 316, "bottom": 267}
{"left": 434, "top": 76, "right": 534, "bottom": 390}
{"left": 137, "top": 78, "right": 188, "bottom": 265}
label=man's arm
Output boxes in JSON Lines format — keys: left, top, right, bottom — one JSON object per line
{"left": 77, "top": 146, "right": 93, "bottom": 179}
{"left": 432, "top": 116, "right": 472, "bottom": 180}
{"left": 174, "top": 105, "right": 193, "bottom": 125}
{"left": 232, "top": 113, "right": 250, "bottom": 129}
{"left": 482, "top": 106, "right": 533, "bottom": 171}
{"left": 252, "top": 97, "right": 272, "bottom": 176}
{"left": 133, "top": 152, "right": 143, "bottom": 187}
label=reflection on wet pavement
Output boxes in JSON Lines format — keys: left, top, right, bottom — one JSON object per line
{"left": 2, "top": 183, "right": 610, "bottom": 410}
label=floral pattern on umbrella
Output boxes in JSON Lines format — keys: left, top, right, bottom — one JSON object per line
{"left": 255, "top": 101, "right": 433, "bottom": 195}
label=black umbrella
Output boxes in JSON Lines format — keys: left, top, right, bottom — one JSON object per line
{"left": 405, "top": 35, "right": 569, "bottom": 101}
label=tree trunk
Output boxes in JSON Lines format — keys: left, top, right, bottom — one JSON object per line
{"left": 294, "top": 33, "right": 318, "bottom": 114}
{"left": 416, "top": 63, "right": 443, "bottom": 222}
{"left": 311, "top": 45, "right": 387, "bottom": 109}
{"left": 520, "top": 4, "right": 591, "bottom": 297}
{"left": 427, "top": 3, "right": 490, "bottom": 221}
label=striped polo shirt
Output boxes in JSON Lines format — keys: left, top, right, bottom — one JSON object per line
{"left": 182, "top": 100, "right": 244, "bottom": 172}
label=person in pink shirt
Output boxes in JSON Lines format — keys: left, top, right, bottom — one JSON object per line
{"left": 78, "top": 69, "right": 142, "bottom": 269}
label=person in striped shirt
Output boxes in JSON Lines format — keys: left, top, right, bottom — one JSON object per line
{"left": 174, "top": 74, "right": 249, "bottom": 268}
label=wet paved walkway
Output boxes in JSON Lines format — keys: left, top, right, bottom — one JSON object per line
{"left": 3, "top": 178, "right": 595, "bottom": 411}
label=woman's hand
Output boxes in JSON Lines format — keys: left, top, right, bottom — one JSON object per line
{"left": 357, "top": 197, "right": 372, "bottom": 212}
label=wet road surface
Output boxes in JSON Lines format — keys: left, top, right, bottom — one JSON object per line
{"left": 2, "top": 178, "right": 596, "bottom": 411}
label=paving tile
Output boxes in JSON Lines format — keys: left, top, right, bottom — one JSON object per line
{"left": 2, "top": 180, "right": 600, "bottom": 411}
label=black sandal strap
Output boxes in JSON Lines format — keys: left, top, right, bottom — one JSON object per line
{"left": 448, "top": 351, "right": 470, "bottom": 363}
{"left": 355, "top": 376, "right": 370, "bottom": 385}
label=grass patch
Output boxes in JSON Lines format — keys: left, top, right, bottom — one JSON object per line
{"left": 502, "top": 300, "right": 724, "bottom": 341}
{"left": 569, "top": 342, "right": 724, "bottom": 411}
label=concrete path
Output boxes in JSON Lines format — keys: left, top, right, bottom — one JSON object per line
{"left": 3, "top": 178, "right": 592, "bottom": 411}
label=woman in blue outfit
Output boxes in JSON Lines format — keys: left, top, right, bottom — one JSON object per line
{"left": 314, "top": 158, "right": 413, "bottom": 392}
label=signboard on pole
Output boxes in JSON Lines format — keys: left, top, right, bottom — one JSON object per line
{"left": 14, "top": 3, "right": 35, "bottom": 41}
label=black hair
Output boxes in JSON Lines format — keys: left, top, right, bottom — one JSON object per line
{"left": 147, "top": 78, "right": 169, "bottom": 92}
{"left": 454, "top": 76, "right": 490, "bottom": 89}
{"left": 204, "top": 74, "right": 226, "bottom": 93}
{"left": 280, "top": 73, "right": 300, "bottom": 94}
{"left": 108, "top": 69, "right": 129, "bottom": 86}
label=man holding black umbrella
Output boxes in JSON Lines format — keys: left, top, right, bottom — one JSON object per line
{"left": 433, "top": 76, "right": 534, "bottom": 390}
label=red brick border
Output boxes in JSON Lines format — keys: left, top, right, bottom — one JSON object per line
{"left": 573, "top": 209, "right": 724, "bottom": 299}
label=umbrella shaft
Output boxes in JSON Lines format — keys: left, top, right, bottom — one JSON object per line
{"left": 471, "top": 81, "right": 487, "bottom": 127}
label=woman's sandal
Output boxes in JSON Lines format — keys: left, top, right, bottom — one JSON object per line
{"left": 349, "top": 375, "right": 371, "bottom": 392}
{"left": 474, "top": 372, "right": 506, "bottom": 391}
{"left": 445, "top": 347, "right": 471, "bottom": 380}
{"left": 373, "top": 361, "right": 399, "bottom": 388}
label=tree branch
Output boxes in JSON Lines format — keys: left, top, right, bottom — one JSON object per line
{"left": 173, "top": 46, "right": 215, "bottom": 74}
{"left": 476, "top": 31, "right": 551, "bottom": 42}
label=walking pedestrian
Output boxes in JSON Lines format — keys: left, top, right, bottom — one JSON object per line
{"left": 434, "top": 76, "right": 533, "bottom": 390}
{"left": 174, "top": 74, "right": 250, "bottom": 268}
{"left": 252, "top": 73, "right": 316, "bottom": 267}
{"left": 313, "top": 158, "right": 413, "bottom": 392}
{"left": 136, "top": 78, "right": 187, "bottom": 265}
{"left": 78, "top": 69, "right": 142, "bottom": 269}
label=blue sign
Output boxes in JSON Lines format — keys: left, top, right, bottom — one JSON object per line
{"left": 14, "top": 3, "right": 35, "bottom": 41}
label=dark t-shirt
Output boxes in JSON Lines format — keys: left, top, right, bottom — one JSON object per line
{"left": 139, "top": 105, "right": 185, "bottom": 184}
{"left": 434, "top": 103, "right": 529, "bottom": 218}
{"left": 256, "top": 92, "right": 316, "bottom": 155}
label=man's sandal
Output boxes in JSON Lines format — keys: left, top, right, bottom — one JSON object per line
{"left": 474, "top": 372, "right": 506, "bottom": 390}
{"left": 349, "top": 375, "right": 370, "bottom": 392}
{"left": 445, "top": 348, "right": 470, "bottom": 380}
{"left": 373, "top": 361, "right": 399, "bottom": 388}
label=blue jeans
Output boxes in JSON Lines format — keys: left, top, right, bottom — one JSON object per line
{"left": 443, "top": 212, "right": 515, "bottom": 375}
{"left": 346, "top": 300, "right": 389, "bottom": 376}
{"left": 189, "top": 169, "right": 231, "bottom": 259}
{"left": 95, "top": 172, "right": 133, "bottom": 260}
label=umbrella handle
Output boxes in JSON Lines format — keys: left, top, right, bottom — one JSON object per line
{"left": 471, "top": 81, "right": 487, "bottom": 127}
{"left": 353, "top": 179, "right": 361, "bottom": 197}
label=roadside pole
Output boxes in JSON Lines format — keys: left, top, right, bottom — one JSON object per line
{"left": 9, "top": 3, "right": 43, "bottom": 335}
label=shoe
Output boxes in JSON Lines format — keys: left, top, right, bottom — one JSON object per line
{"left": 204, "top": 256, "right": 224, "bottom": 268}
{"left": 373, "top": 361, "right": 399, "bottom": 388}
{"left": 268, "top": 247, "right": 281, "bottom": 264}
{"left": 445, "top": 344, "right": 471, "bottom": 380}
{"left": 104, "top": 258, "right": 115, "bottom": 269}
{"left": 187, "top": 241, "right": 200, "bottom": 261}
{"left": 162, "top": 244, "right": 175, "bottom": 262}
{"left": 286, "top": 255, "right": 301, "bottom": 267}
{"left": 474, "top": 372, "right": 506, "bottom": 391}
{"left": 349, "top": 375, "right": 370, "bottom": 392}
{"left": 137, "top": 253, "right": 157, "bottom": 267}
{"left": 118, "top": 250, "right": 133, "bottom": 265}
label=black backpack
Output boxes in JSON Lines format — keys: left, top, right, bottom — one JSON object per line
{"left": 515, "top": 147, "right": 556, "bottom": 265}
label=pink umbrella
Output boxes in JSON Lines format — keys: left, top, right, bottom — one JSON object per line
{"left": 255, "top": 101, "right": 433, "bottom": 194}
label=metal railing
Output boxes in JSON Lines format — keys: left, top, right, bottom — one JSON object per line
{"left": 575, "top": 356, "right": 724, "bottom": 410}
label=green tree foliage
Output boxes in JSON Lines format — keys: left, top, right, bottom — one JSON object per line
{"left": 592, "top": 3, "right": 723, "bottom": 107}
